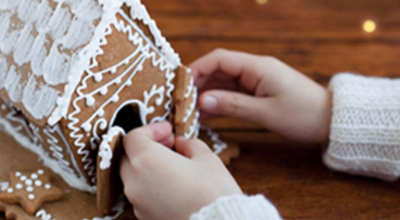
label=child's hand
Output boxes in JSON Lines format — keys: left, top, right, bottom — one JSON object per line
{"left": 191, "top": 49, "right": 332, "bottom": 144}
{"left": 120, "top": 122, "right": 242, "bottom": 220}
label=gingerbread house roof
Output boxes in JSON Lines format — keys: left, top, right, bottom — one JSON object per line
{"left": 0, "top": 0, "right": 181, "bottom": 126}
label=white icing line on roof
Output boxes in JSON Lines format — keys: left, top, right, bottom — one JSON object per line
{"left": 49, "top": 0, "right": 181, "bottom": 125}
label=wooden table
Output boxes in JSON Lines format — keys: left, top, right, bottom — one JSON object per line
{"left": 146, "top": 0, "right": 400, "bottom": 219}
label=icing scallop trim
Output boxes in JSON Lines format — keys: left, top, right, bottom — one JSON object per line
{"left": 98, "top": 127, "right": 125, "bottom": 170}
{"left": 48, "top": 0, "right": 181, "bottom": 125}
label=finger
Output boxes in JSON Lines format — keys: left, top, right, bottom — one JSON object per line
{"left": 160, "top": 134, "right": 174, "bottom": 149}
{"left": 175, "top": 137, "right": 213, "bottom": 159}
{"left": 120, "top": 155, "right": 137, "bottom": 203}
{"left": 190, "top": 48, "right": 265, "bottom": 92}
{"left": 123, "top": 122, "right": 173, "bottom": 158}
{"left": 199, "top": 90, "right": 269, "bottom": 124}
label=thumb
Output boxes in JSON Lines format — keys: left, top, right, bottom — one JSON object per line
{"left": 199, "top": 90, "right": 267, "bottom": 124}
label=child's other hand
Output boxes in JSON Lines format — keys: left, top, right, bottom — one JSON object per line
{"left": 120, "top": 122, "right": 242, "bottom": 220}
{"left": 191, "top": 49, "right": 331, "bottom": 144}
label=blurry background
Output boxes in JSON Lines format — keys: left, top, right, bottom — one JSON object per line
{"left": 146, "top": 0, "right": 400, "bottom": 219}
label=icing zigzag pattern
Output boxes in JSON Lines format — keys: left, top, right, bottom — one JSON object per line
{"left": 66, "top": 10, "right": 176, "bottom": 184}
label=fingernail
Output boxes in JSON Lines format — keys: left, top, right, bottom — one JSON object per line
{"left": 201, "top": 95, "right": 218, "bottom": 110}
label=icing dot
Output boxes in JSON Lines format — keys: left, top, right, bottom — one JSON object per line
{"left": 15, "top": 172, "right": 21, "bottom": 177}
{"left": 98, "top": 109, "right": 105, "bottom": 117}
{"left": 186, "top": 68, "right": 192, "bottom": 74}
{"left": 82, "top": 123, "right": 92, "bottom": 132}
{"left": 28, "top": 194, "right": 35, "bottom": 200}
{"left": 126, "top": 80, "right": 132, "bottom": 86}
{"left": 31, "top": 174, "right": 38, "bottom": 179}
{"left": 115, "top": 78, "right": 122, "bottom": 84}
{"left": 35, "top": 180, "right": 42, "bottom": 187}
{"left": 44, "top": 184, "right": 51, "bottom": 189}
{"left": 7, "top": 188, "right": 13, "bottom": 193}
{"left": 100, "top": 87, "right": 108, "bottom": 96}
{"left": 37, "top": 170, "right": 44, "bottom": 175}
{"left": 26, "top": 186, "right": 33, "bottom": 192}
{"left": 25, "top": 179, "right": 33, "bottom": 186}
{"left": 85, "top": 96, "right": 95, "bottom": 107}
{"left": 112, "top": 95, "right": 119, "bottom": 103}
{"left": 16, "top": 184, "right": 23, "bottom": 190}
{"left": 111, "top": 67, "right": 117, "bottom": 74}
{"left": 94, "top": 74, "right": 103, "bottom": 82}
{"left": 20, "top": 176, "right": 27, "bottom": 181}
{"left": 1, "top": 104, "right": 6, "bottom": 110}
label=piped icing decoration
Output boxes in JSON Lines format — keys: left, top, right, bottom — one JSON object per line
{"left": 0, "top": 98, "right": 95, "bottom": 193}
{"left": 200, "top": 126, "right": 228, "bottom": 155}
{"left": 185, "top": 111, "right": 200, "bottom": 139}
{"left": 0, "top": 182, "right": 9, "bottom": 192}
{"left": 66, "top": 9, "right": 176, "bottom": 185}
{"left": 35, "top": 195, "right": 126, "bottom": 220}
{"left": 0, "top": 0, "right": 181, "bottom": 126}
{"left": 0, "top": 170, "right": 64, "bottom": 215}
{"left": 184, "top": 87, "right": 198, "bottom": 123}
{"left": 0, "top": 0, "right": 181, "bottom": 193}
{"left": 99, "top": 127, "right": 125, "bottom": 170}
{"left": 0, "top": 0, "right": 102, "bottom": 123}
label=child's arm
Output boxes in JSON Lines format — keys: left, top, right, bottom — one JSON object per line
{"left": 120, "top": 122, "right": 280, "bottom": 220}
{"left": 192, "top": 48, "right": 400, "bottom": 181}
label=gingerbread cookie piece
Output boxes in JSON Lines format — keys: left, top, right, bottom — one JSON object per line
{"left": 0, "top": 204, "right": 39, "bottom": 220}
{"left": 96, "top": 127, "right": 124, "bottom": 215}
{"left": 174, "top": 66, "right": 199, "bottom": 138}
{"left": 0, "top": 170, "right": 63, "bottom": 215}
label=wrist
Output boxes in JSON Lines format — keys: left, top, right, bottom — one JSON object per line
{"left": 318, "top": 87, "right": 332, "bottom": 144}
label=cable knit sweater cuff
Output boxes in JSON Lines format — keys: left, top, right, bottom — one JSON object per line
{"left": 325, "top": 73, "right": 400, "bottom": 181}
{"left": 190, "top": 194, "right": 281, "bottom": 220}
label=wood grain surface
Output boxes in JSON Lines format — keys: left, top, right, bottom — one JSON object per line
{"left": 145, "top": 0, "right": 400, "bottom": 219}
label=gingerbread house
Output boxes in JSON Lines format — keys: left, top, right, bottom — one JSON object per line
{"left": 0, "top": 0, "right": 236, "bottom": 218}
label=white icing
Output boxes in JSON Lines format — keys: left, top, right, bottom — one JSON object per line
{"left": 16, "top": 183, "right": 23, "bottom": 190}
{"left": 35, "top": 180, "right": 43, "bottom": 187}
{"left": 99, "top": 127, "right": 124, "bottom": 170}
{"left": 0, "top": 115, "right": 96, "bottom": 193}
{"left": 28, "top": 193, "right": 35, "bottom": 200}
{"left": 0, "top": 0, "right": 102, "bottom": 123}
{"left": 185, "top": 111, "right": 200, "bottom": 139}
{"left": 36, "top": 209, "right": 55, "bottom": 220}
{"left": 15, "top": 172, "right": 21, "bottom": 177}
{"left": 89, "top": 195, "right": 126, "bottom": 220}
{"left": 45, "top": 184, "right": 51, "bottom": 189}
{"left": 7, "top": 188, "right": 13, "bottom": 193}
{"left": 25, "top": 179, "right": 33, "bottom": 186}
{"left": 27, "top": 186, "right": 34, "bottom": 192}
{"left": 43, "top": 125, "right": 90, "bottom": 191}
{"left": 35, "top": 195, "right": 126, "bottom": 220}
{"left": 200, "top": 125, "right": 228, "bottom": 155}
{"left": 67, "top": 11, "right": 176, "bottom": 184}
{"left": 0, "top": 0, "right": 181, "bottom": 192}
{"left": 184, "top": 77, "right": 194, "bottom": 99}
{"left": 22, "top": 75, "right": 59, "bottom": 120}
{"left": 184, "top": 87, "right": 198, "bottom": 122}
{"left": 0, "top": 182, "right": 9, "bottom": 192}
{"left": 20, "top": 176, "right": 27, "bottom": 181}
{"left": 31, "top": 173, "right": 38, "bottom": 179}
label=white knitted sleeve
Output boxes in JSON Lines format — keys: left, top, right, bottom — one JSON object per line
{"left": 324, "top": 73, "right": 400, "bottom": 181}
{"left": 190, "top": 194, "right": 281, "bottom": 220}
